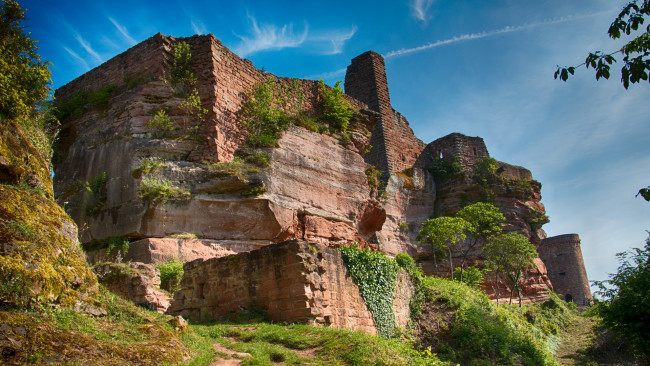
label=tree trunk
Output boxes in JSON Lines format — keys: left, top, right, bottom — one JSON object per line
{"left": 433, "top": 252, "right": 439, "bottom": 277}
{"left": 495, "top": 272, "right": 500, "bottom": 306}
{"left": 447, "top": 248, "right": 454, "bottom": 280}
{"left": 516, "top": 269, "right": 523, "bottom": 307}
{"left": 507, "top": 272, "right": 515, "bottom": 305}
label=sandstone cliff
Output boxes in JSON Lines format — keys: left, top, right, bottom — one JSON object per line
{"left": 51, "top": 33, "right": 575, "bottom": 308}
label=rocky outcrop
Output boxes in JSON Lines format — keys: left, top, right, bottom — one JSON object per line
{"left": 0, "top": 119, "right": 98, "bottom": 310}
{"left": 167, "top": 240, "right": 415, "bottom": 334}
{"left": 51, "top": 32, "right": 584, "bottom": 313}
{"left": 94, "top": 262, "right": 172, "bottom": 313}
{"left": 86, "top": 237, "right": 254, "bottom": 265}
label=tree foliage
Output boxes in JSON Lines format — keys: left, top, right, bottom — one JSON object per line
{"left": 0, "top": 0, "right": 52, "bottom": 119}
{"left": 555, "top": 0, "right": 650, "bottom": 88}
{"left": 455, "top": 202, "right": 505, "bottom": 280}
{"left": 592, "top": 235, "right": 650, "bottom": 362}
{"left": 319, "top": 79, "right": 353, "bottom": 132}
{"left": 417, "top": 216, "right": 471, "bottom": 278}
{"left": 483, "top": 232, "right": 537, "bottom": 306}
{"left": 637, "top": 185, "right": 650, "bottom": 201}
{"left": 418, "top": 203, "right": 506, "bottom": 282}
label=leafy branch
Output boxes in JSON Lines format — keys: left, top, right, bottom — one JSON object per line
{"left": 555, "top": 0, "right": 650, "bottom": 88}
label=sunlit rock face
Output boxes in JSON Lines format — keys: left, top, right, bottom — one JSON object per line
{"left": 53, "top": 33, "right": 577, "bottom": 308}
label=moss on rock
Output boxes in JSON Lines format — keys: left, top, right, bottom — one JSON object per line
{"left": 0, "top": 119, "right": 53, "bottom": 198}
{"left": 0, "top": 185, "right": 98, "bottom": 308}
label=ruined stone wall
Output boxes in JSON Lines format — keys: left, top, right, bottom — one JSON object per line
{"left": 345, "top": 51, "right": 392, "bottom": 118}
{"left": 538, "top": 234, "right": 592, "bottom": 305}
{"left": 415, "top": 133, "right": 490, "bottom": 172}
{"left": 345, "top": 51, "right": 424, "bottom": 175}
{"left": 168, "top": 240, "right": 414, "bottom": 334}
{"left": 56, "top": 33, "right": 170, "bottom": 101}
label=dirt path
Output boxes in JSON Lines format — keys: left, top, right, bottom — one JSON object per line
{"left": 555, "top": 316, "right": 597, "bottom": 365}
{"left": 208, "top": 343, "right": 252, "bottom": 366}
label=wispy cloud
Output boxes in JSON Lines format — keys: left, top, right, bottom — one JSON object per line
{"left": 108, "top": 17, "right": 137, "bottom": 46}
{"left": 386, "top": 12, "right": 604, "bottom": 58}
{"left": 63, "top": 46, "right": 90, "bottom": 71}
{"left": 191, "top": 19, "right": 208, "bottom": 35}
{"left": 410, "top": 0, "right": 435, "bottom": 23}
{"left": 234, "top": 13, "right": 308, "bottom": 57}
{"left": 315, "top": 26, "right": 358, "bottom": 55}
{"left": 73, "top": 33, "right": 103, "bottom": 63}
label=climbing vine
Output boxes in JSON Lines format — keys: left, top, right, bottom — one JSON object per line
{"left": 338, "top": 245, "right": 399, "bottom": 338}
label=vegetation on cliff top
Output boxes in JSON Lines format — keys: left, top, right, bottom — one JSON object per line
{"left": 242, "top": 77, "right": 354, "bottom": 148}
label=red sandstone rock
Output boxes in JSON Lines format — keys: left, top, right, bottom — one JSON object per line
{"left": 52, "top": 32, "right": 584, "bottom": 316}
{"left": 94, "top": 262, "right": 172, "bottom": 313}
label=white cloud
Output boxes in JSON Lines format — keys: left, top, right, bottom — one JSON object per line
{"left": 73, "top": 33, "right": 103, "bottom": 63}
{"left": 386, "top": 12, "right": 606, "bottom": 58}
{"left": 63, "top": 46, "right": 90, "bottom": 71}
{"left": 410, "top": 0, "right": 435, "bottom": 23}
{"left": 314, "top": 26, "right": 358, "bottom": 55}
{"left": 191, "top": 19, "right": 208, "bottom": 35}
{"left": 234, "top": 14, "right": 308, "bottom": 57}
{"left": 108, "top": 17, "right": 137, "bottom": 46}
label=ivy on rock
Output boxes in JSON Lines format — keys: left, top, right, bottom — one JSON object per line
{"left": 338, "top": 245, "right": 399, "bottom": 338}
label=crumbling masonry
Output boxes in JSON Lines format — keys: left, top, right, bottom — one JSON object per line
{"left": 53, "top": 32, "right": 591, "bottom": 332}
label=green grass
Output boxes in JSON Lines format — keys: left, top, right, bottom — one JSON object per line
{"left": 418, "top": 277, "right": 577, "bottom": 366}
{"left": 187, "top": 322, "right": 449, "bottom": 366}
{"left": 138, "top": 176, "right": 190, "bottom": 202}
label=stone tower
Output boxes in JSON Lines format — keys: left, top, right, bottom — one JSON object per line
{"left": 344, "top": 51, "right": 424, "bottom": 175}
{"left": 414, "top": 133, "right": 490, "bottom": 172}
{"left": 538, "top": 234, "right": 592, "bottom": 305}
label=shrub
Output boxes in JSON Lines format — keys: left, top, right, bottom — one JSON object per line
{"left": 131, "top": 157, "right": 166, "bottom": 179}
{"left": 54, "top": 84, "right": 116, "bottom": 121}
{"left": 426, "top": 157, "right": 461, "bottom": 182}
{"left": 206, "top": 157, "right": 262, "bottom": 177}
{"left": 138, "top": 176, "right": 190, "bottom": 202}
{"left": 157, "top": 259, "right": 184, "bottom": 293}
{"left": 244, "top": 151, "right": 271, "bottom": 168}
{"left": 179, "top": 88, "right": 207, "bottom": 125}
{"left": 242, "top": 78, "right": 293, "bottom": 148}
{"left": 452, "top": 266, "right": 483, "bottom": 288}
{"left": 106, "top": 237, "right": 130, "bottom": 258}
{"left": 84, "top": 172, "right": 108, "bottom": 216}
{"left": 319, "top": 79, "right": 353, "bottom": 132}
{"left": 365, "top": 166, "right": 382, "bottom": 190}
{"left": 592, "top": 235, "right": 650, "bottom": 362}
{"left": 147, "top": 109, "right": 174, "bottom": 136}
{"left": 169, "top": 41, "right": 195, "bottom": 90}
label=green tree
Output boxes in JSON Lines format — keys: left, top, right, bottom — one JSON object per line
{"left": 555, "top": 0, "right": 650, "bottom": 88}
{"left": 455, "top": 202, "right": 505, "bottom": 281}
{"left": 483, "top": 232, "right": 538, "bottom": 306}
{"left": 0, "top": 0, "right": 52, "bottom": 119}
{"left": 592, "top": 235, "right": 650, "bottom": 362}
{"left": 417, "top": 216, "right": 471, "bottom": 278}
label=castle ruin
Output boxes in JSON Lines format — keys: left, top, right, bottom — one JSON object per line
{"left": 52, "top": 33, "right": 591, "bottom": 332}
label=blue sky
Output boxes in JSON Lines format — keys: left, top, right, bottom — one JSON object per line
{"left": 22, "top": 0, "right": 650, "bottom": 289}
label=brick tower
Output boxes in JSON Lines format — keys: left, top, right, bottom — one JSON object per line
{"left": 538, "top": 234, "right": 592, "bottom": 305}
